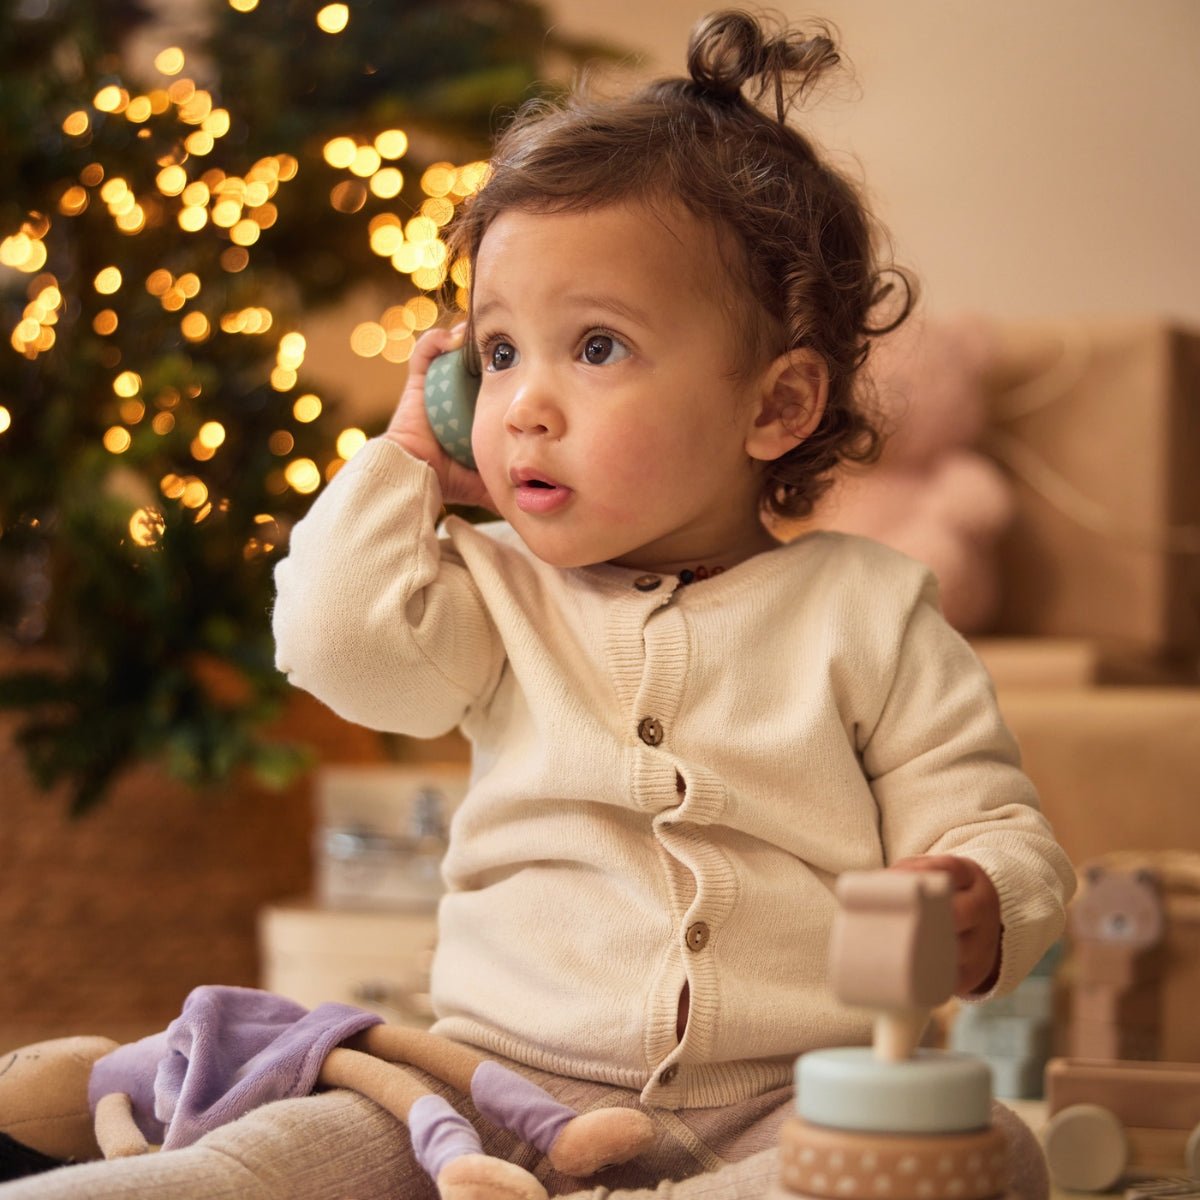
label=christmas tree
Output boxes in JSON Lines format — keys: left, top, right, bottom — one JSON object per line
{"left": 0, "top": 0, "right": 607, "bottom": 811}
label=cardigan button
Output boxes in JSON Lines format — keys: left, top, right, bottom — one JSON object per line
{"left": 633, "top": 574, "right": 662, "bottom": 592}
{"left": 637, "top": 716, "right": 664, "bottom": 746}
{"left": 659, "top": 1065, "right": 678, "bottom": 1085}
{"left": 686, "top": 921, "right": 710, "bottom": 952}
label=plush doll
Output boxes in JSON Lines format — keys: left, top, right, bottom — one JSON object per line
{"left": 784, "top": 314, "right": 1014, "bottom": 634}
{"left": 0, "top": 986, "right": 655, "bottom": 1199}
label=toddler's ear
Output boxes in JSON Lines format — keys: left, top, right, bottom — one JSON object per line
{"left": 744, "top": 349, "right": 828, "bottom": 462}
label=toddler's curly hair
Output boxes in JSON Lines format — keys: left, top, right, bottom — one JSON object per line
{"left": 448, "top": 9, "right": 914, "bottom": 520}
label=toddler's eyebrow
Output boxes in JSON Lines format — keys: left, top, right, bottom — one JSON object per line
{"left": 559, "top": 292, "right": 651, "bottom": 327}
{"left": 471, "top": 293, "right": 650, "bottom": 329}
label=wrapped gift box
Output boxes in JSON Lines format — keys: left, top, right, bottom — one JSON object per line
{"left": 998, "top": 687, "right": 1200, "bottom": 867}
{"left": 985, "top": 320, "right": 1200, "bottom": 653}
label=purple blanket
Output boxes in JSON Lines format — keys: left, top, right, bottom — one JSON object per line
{"left": 88, "top": 986, "right": 382, "bottom": 1149}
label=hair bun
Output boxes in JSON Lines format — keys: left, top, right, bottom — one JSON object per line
{"left": 687, "top": 9, "right": 840, "bottom": 118}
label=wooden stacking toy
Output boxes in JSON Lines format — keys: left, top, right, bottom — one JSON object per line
{"left": 772, "top": 871, "right": 1011, "bottom": 1200}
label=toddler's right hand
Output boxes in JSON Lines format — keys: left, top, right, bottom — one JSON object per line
{"left": 385, "top": 325, "right": 493, "bottom": 511}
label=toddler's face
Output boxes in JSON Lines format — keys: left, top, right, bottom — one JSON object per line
{"left": 469, "top": 200, "right": 777, "bottom": 574}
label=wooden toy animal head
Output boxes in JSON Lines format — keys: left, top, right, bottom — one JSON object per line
{"left": 1071, "top": 864, "right": 1164, "bottom": 951}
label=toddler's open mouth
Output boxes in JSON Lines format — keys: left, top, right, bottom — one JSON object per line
{"left": 512, "top": 469, "right": 572, "bottom": 514}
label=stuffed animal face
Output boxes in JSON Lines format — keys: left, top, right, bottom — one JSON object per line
{"left": 0, "top": 1036, "right": 117, "bottom": 1162}
{"left": 1070, "top": 866, "right": 1165, "bottom": 951}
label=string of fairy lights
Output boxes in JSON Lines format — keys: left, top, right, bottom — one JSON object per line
{"left": 0, "top": 0, "right": 487, "bottom": 554}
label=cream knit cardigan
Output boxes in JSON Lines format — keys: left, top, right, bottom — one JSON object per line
{"left": 274, "top": 440, "right": 1075, "bottom": 1110}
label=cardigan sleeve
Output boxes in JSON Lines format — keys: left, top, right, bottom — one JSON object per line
{"left": 859, "top": 573, "right": 1077, "bottom": 996}
{"left": 273, "top": 438, "right": 505, "bottom": 737}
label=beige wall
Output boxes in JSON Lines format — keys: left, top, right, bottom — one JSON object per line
{"left": 547, "top": 0, "right": 1200, "bottom": 323}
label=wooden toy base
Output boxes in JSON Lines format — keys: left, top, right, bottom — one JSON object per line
{"left": 778, "top": 1117, "right": 1007, "bottom": 1200}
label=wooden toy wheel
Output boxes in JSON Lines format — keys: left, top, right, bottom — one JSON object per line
{"left": 1043, "top": 1104, "right": 1128, "bottom": 1193}
{"left": 1186, "top": 1122, "right": 1200, "bottom": 1179}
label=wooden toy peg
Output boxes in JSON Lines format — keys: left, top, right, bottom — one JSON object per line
{"left": 830, "top": 870, "right": 956, "bottom": 1062}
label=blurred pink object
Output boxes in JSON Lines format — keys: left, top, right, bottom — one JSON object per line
{"left": 803, "top": 315, "right": 1014, "bottom": 633}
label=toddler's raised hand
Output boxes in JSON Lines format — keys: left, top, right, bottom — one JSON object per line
{"left": 385, "top": 325, "right": 493, "bottom": 511}
{"left": 888, "top": 854, "right": 1002, "bottom": 996}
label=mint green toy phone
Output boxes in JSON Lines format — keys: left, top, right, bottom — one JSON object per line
{"left": 423, "top": 347, "right": 479, "bottom": 470}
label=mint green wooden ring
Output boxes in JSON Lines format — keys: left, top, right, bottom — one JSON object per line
{"left": 796, "top": 1048, "right": 992, "bottom": 1134}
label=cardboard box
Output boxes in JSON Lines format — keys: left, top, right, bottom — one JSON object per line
{"left": 259, "top": 902, "right": 438, "bottom": 1027}
{"left": 998, "top": 687, "right": 1200, "bottom": 867}
{"left": 986, "top": 321, "right": 1200, "bottom": 653}
{"left": 314, "top": 764, "right": 467, "bottom": 910}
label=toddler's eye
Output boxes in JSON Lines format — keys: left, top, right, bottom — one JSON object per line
{"left": 487, "top": 341, "right": 519, "bottom": 371}
{"left": 581, "top": 334, "right": 628, "bottom": 365}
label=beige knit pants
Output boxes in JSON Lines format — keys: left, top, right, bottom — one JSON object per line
{"left": 0, "top": 1055, "right": 1048, "bottom": 1200}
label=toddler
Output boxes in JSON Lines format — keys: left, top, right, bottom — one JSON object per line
{"left": 273, "top": 9, "right": 1075, "bottom": 1198}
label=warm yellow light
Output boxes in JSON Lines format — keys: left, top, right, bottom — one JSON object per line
{"left": 156, "top": 164, "right": 187, "bottom": 195}
{"left": 113, "top": 370, "right": 142, "bottom": 397}
{"left": 391, "top": 243, "right": 422, "bottom": 274}
{"left": 412, "top": 266, "right": 446, "bottom": 291}
{"left": 421, "top": 196, "right": 455, "bottom": 227}
{"left": 181, "top": 312, "right": 210, "bottom": 341}
{"left": 293, "top": 394, "right": 322, "bottom": 423}
{"left": 94, "top": 266, "right": 123, "bottom": 294}
{"left": 93, "top": 85, "right": 127, "bottom": 113}
{"left": 178, "top": 90, "right": 214, "bottom": 125}
{"left": 350, "top": 322, "right": 386, "bottom": 358}
{"left": 179, "top": 207, "right": 208, "bottom": 232}
{"left": 59, "top": 185, "right": 89, "bottom": 216}
{"left": 370, "top": 168, "right": 402, "bottom": 199}
{"left": 198, "top": 421, "right": 226, "bottom": 450}
{"left": 181, "top": 181, "right": 210, "bottom": 207}
{"left": 191, "top": 439, "right": 215, "bottom": 462}
{"left": 230, "top": 218, "right": 261, "bottom": 246}
{"left": 285, "top": 458, "right": 322, "bottom": 493}
{"left": 269, "top": 430, "right": 295, "bottom": 456}
{"left": 229, "top": 0, "right": 258, "bottom": 10}
{"left": 406, "top": 296, "right": 439, "bottom": 330}
{"left": 249, "top": 202, "right": 277, "bottom": 229}
{"left": 181, "top": 479, "right": 209, "bottom": 509}
{"left": 277, "top": 331, "right": 306, "bottom": 365}
{"left": 243, "top": 180, "right": 270, "bottom": 208}
{"left": 155, "top": 47, "right": 186, "bottom": 75}
{"left": 152, "top": 411, "right": 176, "bottom": 435}
{"left": 405, "top": 215, "right": 437, "bottom": 244}
{"left": 336, "top": 428, "right": 368, "bottom": 460}
{"left": 161, "top": 473, "right": 185, "bottom": 499}
{"left": 421, "top": 164, "right": 455, "bottom": 198}
{"left": 276, "top": 154, "right": 299, "bottom": 181}
{"left": 375, "top": 129, "right": 408, "bottom": 159}
{"left": 119, "top": 399, "right": 145, "bottom": 424}
{"left": 270, "top": 367, "right": 298, "bottom": 392}
{"left": 62, "top": 110, "right": 90, "bottom": 137}
{"left": 382, "top": 337, "right": 415, "bottom": 364}
{"left": 316, "top": 4, "right": 349, "bottom": 34}
{"left": 0, "top": 407, "right": 10, "bottom": 434}
{"left": 0, "top": 234, "right": 48, "bottom": 273}
{"left": 103, "top": 426, "right": 132, "bottom": 454}
{"left": 349, "top": 146, "right": 381, "bottom": 178}
{"left": 177, "top": 273, "right": 200, "bottom": 298}
{"left": 184, "top": 131, "right": 214, "bottom": 156}
{"left": 212, "top": 198, "right": 242, "bottom": 228}
{"left": 126, "top": 96, "right": 153, "bottom": 123}
{"left": 369, "top": 224, "right": 404, "bottom": 256}
{"left": 323, "top": 136, "right": 357, "bottom": 170}
{"left": 115, "top": 206, "right": 146, "bottom": 234}
{"left": 203, "top": 109, "right": 231, "bottom": 138}
{"left": 450, "top": 257, "right": 471, "bottom": 288}
{"left": 94, "top": 309, "right": 119, "bottom": 335}
{"left": 129, "top": 507, "right": 165, "bottom": 547}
